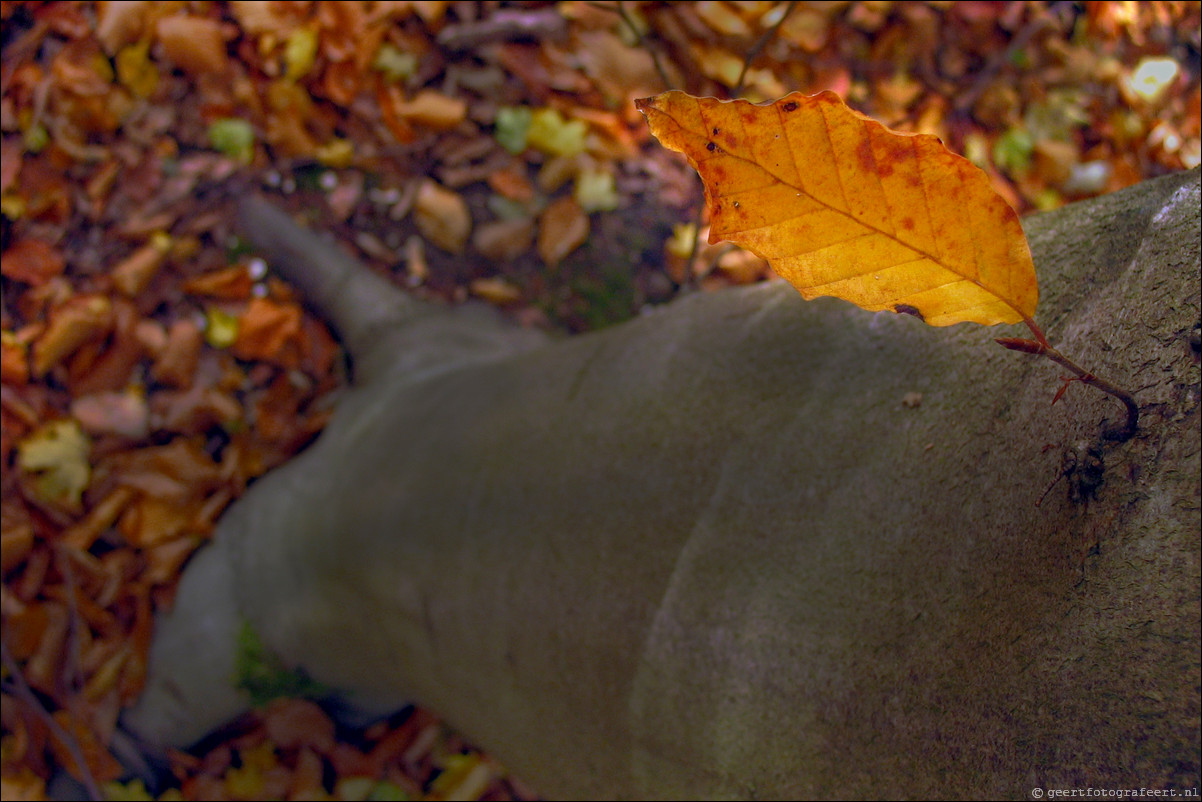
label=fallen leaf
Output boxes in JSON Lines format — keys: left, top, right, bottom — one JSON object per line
{"left": 715, "top": 248, "right": 769, "bottom": 284}
{"left": 494, "top": 106, "right": 533, "bottom": 154}
{"left": 473, "top": 218, "right": 535, "bottom": 262}
{"left": 470, "top": 277, "right": 523, "bottom": 305}
{"left": 67, "top": 298, "right": 143, "bottom": 395}
{"left": 61, "top": 486, "right": 137, "bottom": 551}
{"left": 288, "top": 748, "right": 326, "bottom": 800}
{"left": 95, "top": 0, "right": 152, "bottom": 54}
{"left": 70, "top": 390, "right": 150, "bottom": 440}
{"left": 261, "top": 699, "right": 336, "bottom": 753}
{"left": 527, "top": 107, "right": 588, "bottom": 156}
{"left": 637, "top": 91, "right": 1039, "bottom": 326}
{"left": 118, "top": 494, "right": 193, "bottom": 547}
{"left": 487, "top": 166, "right": 536, "bottom": 201}
{"left": 16, "top": 419, "right": 92, "bottom": 511}
{"left": 207, "top": 118, "right": 256, "bottom": 164}
{"left": 183, "top": 265, "right": 255, "bottom": 300}
{"left": 150, "top": 385, "right": 242, "bottom": 435}
{"left": 32, "top": 295, "right": 114, "bottom": 377}
{"left": 0, "top": 768, "right": 48, "bottom": 801}
{"left": 103, "top": 439, "right": 226, "bottom": 502}
{"left": 142, "top": 535, "right": 203, "bottom": 586}
{"left": 414, "top": 179, "right": 472, "bottom": 254}
{"left": 150, "top": 318, "right": 204, "bottom": 389}
{"left": 1, "top": 331, "right": 31, "bottom": 386}
{"left": 1, "top": 239, "right": 67, "bottom": 286}
{"left": 155, "top": 13, "right": 229, "bottom": 76}
{"left": 203, "top": 307, "right": 240, "bottom": 349}
{"left": 574, "top": 168, "right": 620, "bottom": 212}
{"left": 231, "top": 297, "right": 303, "bottom": 365}
{"left": 537, "top": 195, "right": 589, "bottom": 267}
{"left": 429, "top": 752, "right": 493, "bottom": 800}
{"left": 391, "top": 89, "right": 468, "bottom": 129}
{"left": 694, "top": 1, "right": 754, "bottom": 36}
{"left": 1, "top": 500, "right": 35, "bottom": 573}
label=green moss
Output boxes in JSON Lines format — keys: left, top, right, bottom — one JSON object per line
{"left": 234, "top": 619, "right": 329, "bottom": 707}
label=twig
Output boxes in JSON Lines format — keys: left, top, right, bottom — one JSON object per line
{"left": 733, "top": 1, "right": 799, "bottom": 98}
{"left": 955, "top": 14, "right": 1055, "bottom": 113}
{"left": 436, "top": 8, "right": 568, "bottom": 50}
{"left": 996, "top": 317, "right": 1139, "bottom": 441}
{"left": 598, "top": 1, "right": 674, "bottom": 90}
{"left": 0, "top": 638, "right": 104, "bottom": 801}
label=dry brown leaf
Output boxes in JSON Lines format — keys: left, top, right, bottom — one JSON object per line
{"left": 262, "top": 699, "right": 337, "bottom": 753}
{"left": 715, "top": 248, "right": 769, "bottom": 284}
{"left": 414, "top": 179, "right": 471, "bottom": 254}
{"left": 392, "top": 89, "right": 468, "bottom": 129}
{"left": 141, "top": 535, "right": 202, "bottom": 586}
{"left": 150, "top": 385, "right": 242, "bottom": 435}
{"left": 289, "top": 748, "right": 326, "bottom": 799}
{"left": 1, "top": 240, "right": 67, "bottom": 286}
{"left": 1, "top": 501, "right": 35, "bottom": 573}
{"left": 95, "top": 0, "right": 155, "bottom": 54}
{"left": 231, "top": 297, "right": 303, "bottom": 365}
{"left": 70, "top": 390, "right": 149, "bottom": 440}
{"left": 150, "top": 318, "right": 204, "bottom": 389}
{"left": 68, "top": 298, "right": 143, "bottom": 396}
{"left": 470, "top": 277, "right": 523, "bottom": 305}
{"left": 537, "top": 195, "right": 589, "bottom": 268}
{"left": 0, "top": 137, "right": 22, "bottom": 194}
{"left": 182, "top": 266, "right": 254, "bottom": 299}
{"left": 117, "top": 494, "right": 193, "bottom": 547}
{"left": 1, "top": 333, "right": 31, "bottom": 386}
{"left": 32, "top": 296, "right": 113, "bottom": 377}
{"left": 60, "top": 486, "right": 137, "bottom": 552}
{"left": 0, "top": 767, "right": 49, "bottom": 801}
{"left": 227, "top": 0, "right": 303, "bottom": 37}
{"left": 155, "top": 13, "right": 229, "bottom": 76}
{"left": 103, "top": 439, "right": 226, "bottom": 501}
{"left": 109, "top": 237, "right": 170, "bottom": 297}
{"left": 472, "top": 218, "right": 535, "bottom": 262}
{"left": 487, "top": 166, "right": 536, "bottom": 201}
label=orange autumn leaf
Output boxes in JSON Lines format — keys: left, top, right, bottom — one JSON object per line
{"left": 231, "top": 297, "right": 303, "bottom": 365}
{"left": 636, "top": 91, "right": 1039, "bottom": 327}
{"left": 1, "top": 239, "right": 67, "bottom": 286}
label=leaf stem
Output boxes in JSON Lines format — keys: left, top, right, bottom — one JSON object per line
{"left": 995, "top": 317, "right": 1140, "bottom": 441}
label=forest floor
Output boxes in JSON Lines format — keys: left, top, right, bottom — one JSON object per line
{"left": 2, "top": 2, "right": 1199, "bottom": 800}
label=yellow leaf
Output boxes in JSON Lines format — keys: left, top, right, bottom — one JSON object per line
{"left": 17, "top": 419, "right": 91, "bottom": 511}
{"left": 636, "top": 91, "right": 1039, "bottom": 327}
{"left": 527, "top": 108, "right": 587, "bottom": 157}
{"left": 414, "top": 180, "right": 471, "bottom": 254}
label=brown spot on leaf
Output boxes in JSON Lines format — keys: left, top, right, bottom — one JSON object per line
{"left": 856, "top": 138, "right": 875, "bottom": 172}
{"left": 783, "top": 101, "right": 798, "bottom": 112}
{"left": 894, "top": 304, "right": 924, "bottom": 321}
{"left": 900, "top": 217, "right": 915, "bottom": 231}
{"left": 707, "top": 141, "right": 717, "bottom": 152}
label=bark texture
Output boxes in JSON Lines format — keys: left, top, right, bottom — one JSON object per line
{"left": 125, "top": 169, "right": 1201, "bottom": 799}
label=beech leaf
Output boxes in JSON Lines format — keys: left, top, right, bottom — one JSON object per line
{"left": 636, "top": 91, "right": 1039, "bottom": 327}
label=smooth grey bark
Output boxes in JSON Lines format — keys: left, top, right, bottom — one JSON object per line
{"left": 125, "top": 169, "right": 1201, "bottom": 799}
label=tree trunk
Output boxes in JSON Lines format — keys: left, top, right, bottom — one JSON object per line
{"left": 125, "top": 168, "right": 1201, "bottom": 799}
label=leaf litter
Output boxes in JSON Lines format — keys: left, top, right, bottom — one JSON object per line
{"left": 1, "top": 2, "right": 1199, "bottom": 799}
